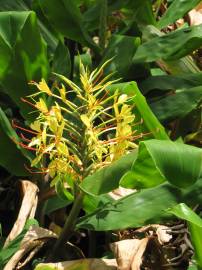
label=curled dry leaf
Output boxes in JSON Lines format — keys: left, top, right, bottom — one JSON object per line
{"left": 34, "top": 259, "right": 117, "bottom": 270}
{"left": 4, "top": 225, "right": 57, "bottom": 270}
{"left": 156, "top": 225, "right": 172, "bottom": 245}
{"left": 110, "top": 238, "right": 150, "bottom": 270}
{"left": 134, "top": 224, "right": 172, "bottom": 245}
{"left": 4, "top": 180, "right": 39, "bottom": 248}
{"left": 130, "top": 238, "right": 150, "bottom": 270}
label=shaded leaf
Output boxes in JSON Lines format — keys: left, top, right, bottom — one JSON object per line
{"left": 133, "top": 24, "right": 202, "bottom": 62}
{"left": 140, "top": 73, "right": 202, "bottom": 94}
{"left": 150, "top": 86, "right": 202, "bottom": 122}
{"left": 38, "top": 0, "right": 99, "bottom": 52}
{"left": 101, "top": 35, "right": 140, "bottom": 79}
{"left": 52, "top": 40, "right": 71, "bottom": 78}
{"left": 0, "top": 107, "right": 29, "bottom": 175}
{"left": 158, "top": 0, "right": 202, "bottom": 29}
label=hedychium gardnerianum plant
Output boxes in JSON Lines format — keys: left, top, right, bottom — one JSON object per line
{"left": 21, "top": 60, "right": 144, "bottom": 259}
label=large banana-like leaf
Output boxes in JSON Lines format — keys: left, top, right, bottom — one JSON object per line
{"left": 77, "top": 178, "right": 202, "bottom": 231}
{"left": 0, "top": 11, "right": 49, "bottom": 119}
{"left": 120, "top": 139, "right": 202, "bottom": 189}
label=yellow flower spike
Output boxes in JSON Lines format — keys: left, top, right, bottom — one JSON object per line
{"left": 25, "top": 60, "right": 142, "bottom": 187}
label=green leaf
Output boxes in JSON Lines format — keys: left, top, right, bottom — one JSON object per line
{"left": 43, "top": 195, "right": 72, "bottom": 215}
{"left": 133, "top": 24, "right": 202, "bottom": 62}
{"left": 77, "top": 178, "right": 202, "bottom": 231}
{"left": 168, "top": 203, "right": 202, "bottom": 228}
{"left": 38, "top": 0, "right": 99, "bottom": 52}
{"left": 52, "top": 41, "right": 71, "bottom": 78}
{"left": 168, "top": 203, "right": 202, "bottom": 269}
{"left": 120, "top": 139, "right": 202, "bottom": 189}
{"left": 101, "top": 35, "right": 141, "bottom": 79}
{"left": 83, "top": 193, "right": 114, "bottom": 214}
{"left": 0, "top": 0, "right": 29, "bottom": 11}
{"left": 81, "top": 150, "right": 138, "bottom": 196}
{"left": 0, "top": 107, "right": 29, "bottom": 175}
{"left": 140, "top": 73, "right": 202, "bottom": 94}
{"left": 0, "top": 219, "right": 38, "bottom": 268}
{"left": 0, "top": 11, "right": 49, "bottom": 118}
{"left": 150, "top": 86, "right": 202, "bottom": 122}
{"left": 158, "top": 0, "right": 202, "bottom": 29}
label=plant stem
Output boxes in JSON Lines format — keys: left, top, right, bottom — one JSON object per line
{"left": 48, "top": 191, "right": 84, "bottom": 260}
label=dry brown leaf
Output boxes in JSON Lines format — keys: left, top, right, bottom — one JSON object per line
{"left": 130, "top": 238, "right": 149, "bottom": 270}
{"left": 156, "top": 225, "right": 172, "bottom": 245}
{"left": 4, "top": 225, "right": 57, "bottom": 270}
{"left": 34, "top": 259, "right": 117, "bottom": 270}
{"left": 134, "top": 224, "right": 172, "bottom": 245}
{"left": 111, "top": 239, "right": 141, "bottom": 270}
{"left": 4, "top": 180, "right": 39, "bottom": 248}
{"left": 110, "top": 238, "right": 150, "bottom": 270}
{"left": 189, "top": 2, "right": 202, "bottom": 25}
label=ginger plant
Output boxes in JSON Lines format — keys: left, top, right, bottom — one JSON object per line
{"left": 22, "top": 60, "right": 142, "bottom": 258}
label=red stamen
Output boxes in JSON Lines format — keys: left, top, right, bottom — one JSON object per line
{"left": 93, "top": 69, "right": 104, "bottom": 86}
{"left": 12, "top": 120, "right": 38, "bottom": 135}
{"left": 11, "top": 137, "right": 37, "bottom": 151}
{"left": 21, "top": 97, "right": 37, "bottom": 109}
{"left": 24, "top": 164, "right": 48, "bottom": 174}
{"left": 20, "top": 133, "right": 32, "bottom": 142}
{"left": 97, "top": 89, "right": 110, "bottom": 104}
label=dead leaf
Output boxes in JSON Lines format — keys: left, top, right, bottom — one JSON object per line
{"left": 4, "top": 180, "right": 39, "bottom": 248}
{"left": 156, "top": 225, "right": 172, "bottom": 245}
{"left": 134, "top": 224, "right": 172, "bottom": 245}
{"left": 4, "top": 225, "right": 57, "bottom": 270}
{"left": 34, "top": 259, "right": 117, "bottom": 270}
{"left": 130, "top": 238, "right": 149, "bottom": 270}
{"left": 111, "top": 238, "right": 150, "bottom": 270}
{"left": 188, "top": 3, "right": 202, "bottom": 25}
